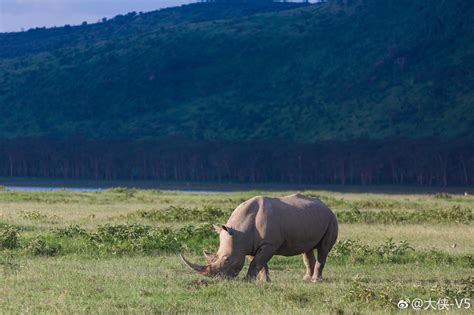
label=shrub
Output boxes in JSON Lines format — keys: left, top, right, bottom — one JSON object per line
{"left": 6, "top": 222, "right": 471, "bottom": 266}
{"left": 335, "top": 206, "right": 472, "bottom": 224}
{"left": 376, "top": 239, "right": 414, "bottom": 263}
{"left": 87, "top": 223, "right": 216, "bottom": 255}
{"left": 428, "top": 205, "right": 472, "bottom": 223}
{"left": 0, "top": 225, "right": 20, "bottom": 250}
{"left": 176, "top": 224, "right": 218, "bottom": 251}
{"left": 434, "top": 193, "right": 452, "bottom": 199}
{"left": 347, "top": 275, "right": 474, "bottom": 309}
{"left": 330, "top": 239, "right": 470, "bottom": 266}
{"left": 20, "top": 210, "right": 48, "bottom": 220}
{"left": 346, "top": 275, "right": 401, "bottom": 309}
{"left": 20, "top": 210, "right": 61, "bottom": 222}
{"left": 106, "top": 187, "right": 138, "bottom": 198}
{"left": 54, "top": 225, "right": 89, "bottom": 237}
{"left": 26, "top": 237, "right": 61, "bottom": 256}
{"left": 94, "top": 223, "right": 152, "bottom": 241}
{"left": 134, "top": 206, "right": 229, "bottom": 222}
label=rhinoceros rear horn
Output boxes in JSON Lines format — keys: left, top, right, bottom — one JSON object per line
{"left": 180, "top": 254, "right": 208, "bottom": 275}
{"left": 203, "top": 250, "right": 217, "bottom": 263}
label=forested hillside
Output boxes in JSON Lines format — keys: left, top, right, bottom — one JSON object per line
{"left": 1, "top": 0, "right": 473, "bottom": 140}
{"left": 0, "top": 0, "right": 473, "bottom": 185}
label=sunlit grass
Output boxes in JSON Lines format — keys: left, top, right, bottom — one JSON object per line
{"left": 1, "top": 256, "right": 472, "bottom": 313}
{"left": 0, "top": 188, "right": 473, "bottom": 313}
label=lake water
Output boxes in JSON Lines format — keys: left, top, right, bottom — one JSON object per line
{"left": 2, "top": 181, "right": 460, "bottom": 194}
{"left": 5, "top": 186, "right": 105, "bottom": 192}
{"left": 3, "top": 185, "right": 224, "bottom": 193}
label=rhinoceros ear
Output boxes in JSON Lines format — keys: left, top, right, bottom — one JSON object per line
{"left": 213, "top": 224, "right": 224, "bottom": 234}
{"left": 213, "top": 224, "right": 234, "bottom": 235}
{"left": 222, "top": 225, "right": 234, "bottom": 235}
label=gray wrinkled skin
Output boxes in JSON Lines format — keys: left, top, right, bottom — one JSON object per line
{"left": 181, "top": 193, "right": 338, "bottom": 282}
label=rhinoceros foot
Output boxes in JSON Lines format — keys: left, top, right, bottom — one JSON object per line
{"left": 311, "top": 277, "right": 323, "bottom": 283}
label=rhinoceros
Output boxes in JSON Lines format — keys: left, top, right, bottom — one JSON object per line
{"left": 181, "top": 193, "right": 338, "bottom": 282}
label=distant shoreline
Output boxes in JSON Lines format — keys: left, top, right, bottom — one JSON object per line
{"left": 0, "top": 177, "right": 471, "bottom": 194}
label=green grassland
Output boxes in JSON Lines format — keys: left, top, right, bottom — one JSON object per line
{"left": 1, "top": 188, "right": 473, "bottom": 313}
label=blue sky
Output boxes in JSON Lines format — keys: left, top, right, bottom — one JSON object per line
{"left": 0, "top": 0, "right": 194, "bottom": 32}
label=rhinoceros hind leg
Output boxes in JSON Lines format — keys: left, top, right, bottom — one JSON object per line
{"left": 311, "top": 255, "right": 326, "bottom": 283}
{"left": 302, "top": 250, "right": 316, "bottom": 281}
{"left": 312, "top": 220, "right": 338, "bottom": 282}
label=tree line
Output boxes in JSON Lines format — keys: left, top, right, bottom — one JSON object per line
{"left": 0, "top": 138, "right": 472, "bottom": 186}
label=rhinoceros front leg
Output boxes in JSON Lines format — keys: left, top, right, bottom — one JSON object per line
{"left": 247, "top": 256, "right": 270, "bottom": 282}
{"left": 257, "top": 263, "right": 270, "bottom": 282}
{"left": 302, "top": 250, "right": 316, "bottom": 281}
{"left": 245, "top": 245, "right": 275, "bottom": 282}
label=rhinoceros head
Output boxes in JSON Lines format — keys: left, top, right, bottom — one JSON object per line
{"left": 181, "top": 224, "right": 246, "bottom": 278}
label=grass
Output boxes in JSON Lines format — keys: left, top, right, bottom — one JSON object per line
{"left": 1, "top": 188, "right": 473, "bottom": 313}
{"left": 1, "top": 256, "right": 472, "bottom": 313}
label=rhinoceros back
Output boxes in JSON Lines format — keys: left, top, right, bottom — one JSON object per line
{"left": 256, "top": 194, "right": 337, "bottom": 256}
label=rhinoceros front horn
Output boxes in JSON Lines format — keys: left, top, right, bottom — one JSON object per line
{"left": 180, "top": 254, "right": 208, "bottom": 274}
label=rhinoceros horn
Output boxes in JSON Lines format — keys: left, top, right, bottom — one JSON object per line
{"left": 180, "top": 254, "right": 209, "bottom": 275}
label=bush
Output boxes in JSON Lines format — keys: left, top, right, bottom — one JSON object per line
{"left": 331, "top": 239, "right": 469, "bottom": 266}
{"left": 87, "top": 223, "right": 216, "bottom": 255}
{"left": 54, "top": 225, "right": 89, "bottom": 237}
{"left": 4, "top": 223, "right": 471, "bottom": 266}
{"left": 346, "top": 275, "right": 401, "bottom": 309}
{"left": 106, "top": 187, "right": 138, "bottom": 198}
{"left": 26, "top": 237, "right": 61, "bottom": 256}
{"left": 346, "top": 275, "right": 474, "bottom": 309}
{"left": 134, "top": 206, "right": 229, "bottom": 222}
{"left": 434, "top": 193, "right": 452, "bottom": 199}
{"left": 335, "top": 206, "right": 472, "bottom": 224}
{"left": 20, "top": 210, "right": 48, "bottom": 220}
{"left": 376, "top": 239, "right": 414, "bottom": 263}
{"left": 0, "top": 225, "right": 20, "bottom": 250}
{"left": 432, "top": 276, "right": 474, "bottom": 299}
{"left": 94, "top": 223, "right": 152, "bottom": 241}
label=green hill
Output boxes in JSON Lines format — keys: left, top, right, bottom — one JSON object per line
{"left": 0, "top": 0, "right": 473, "bottom": 141}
